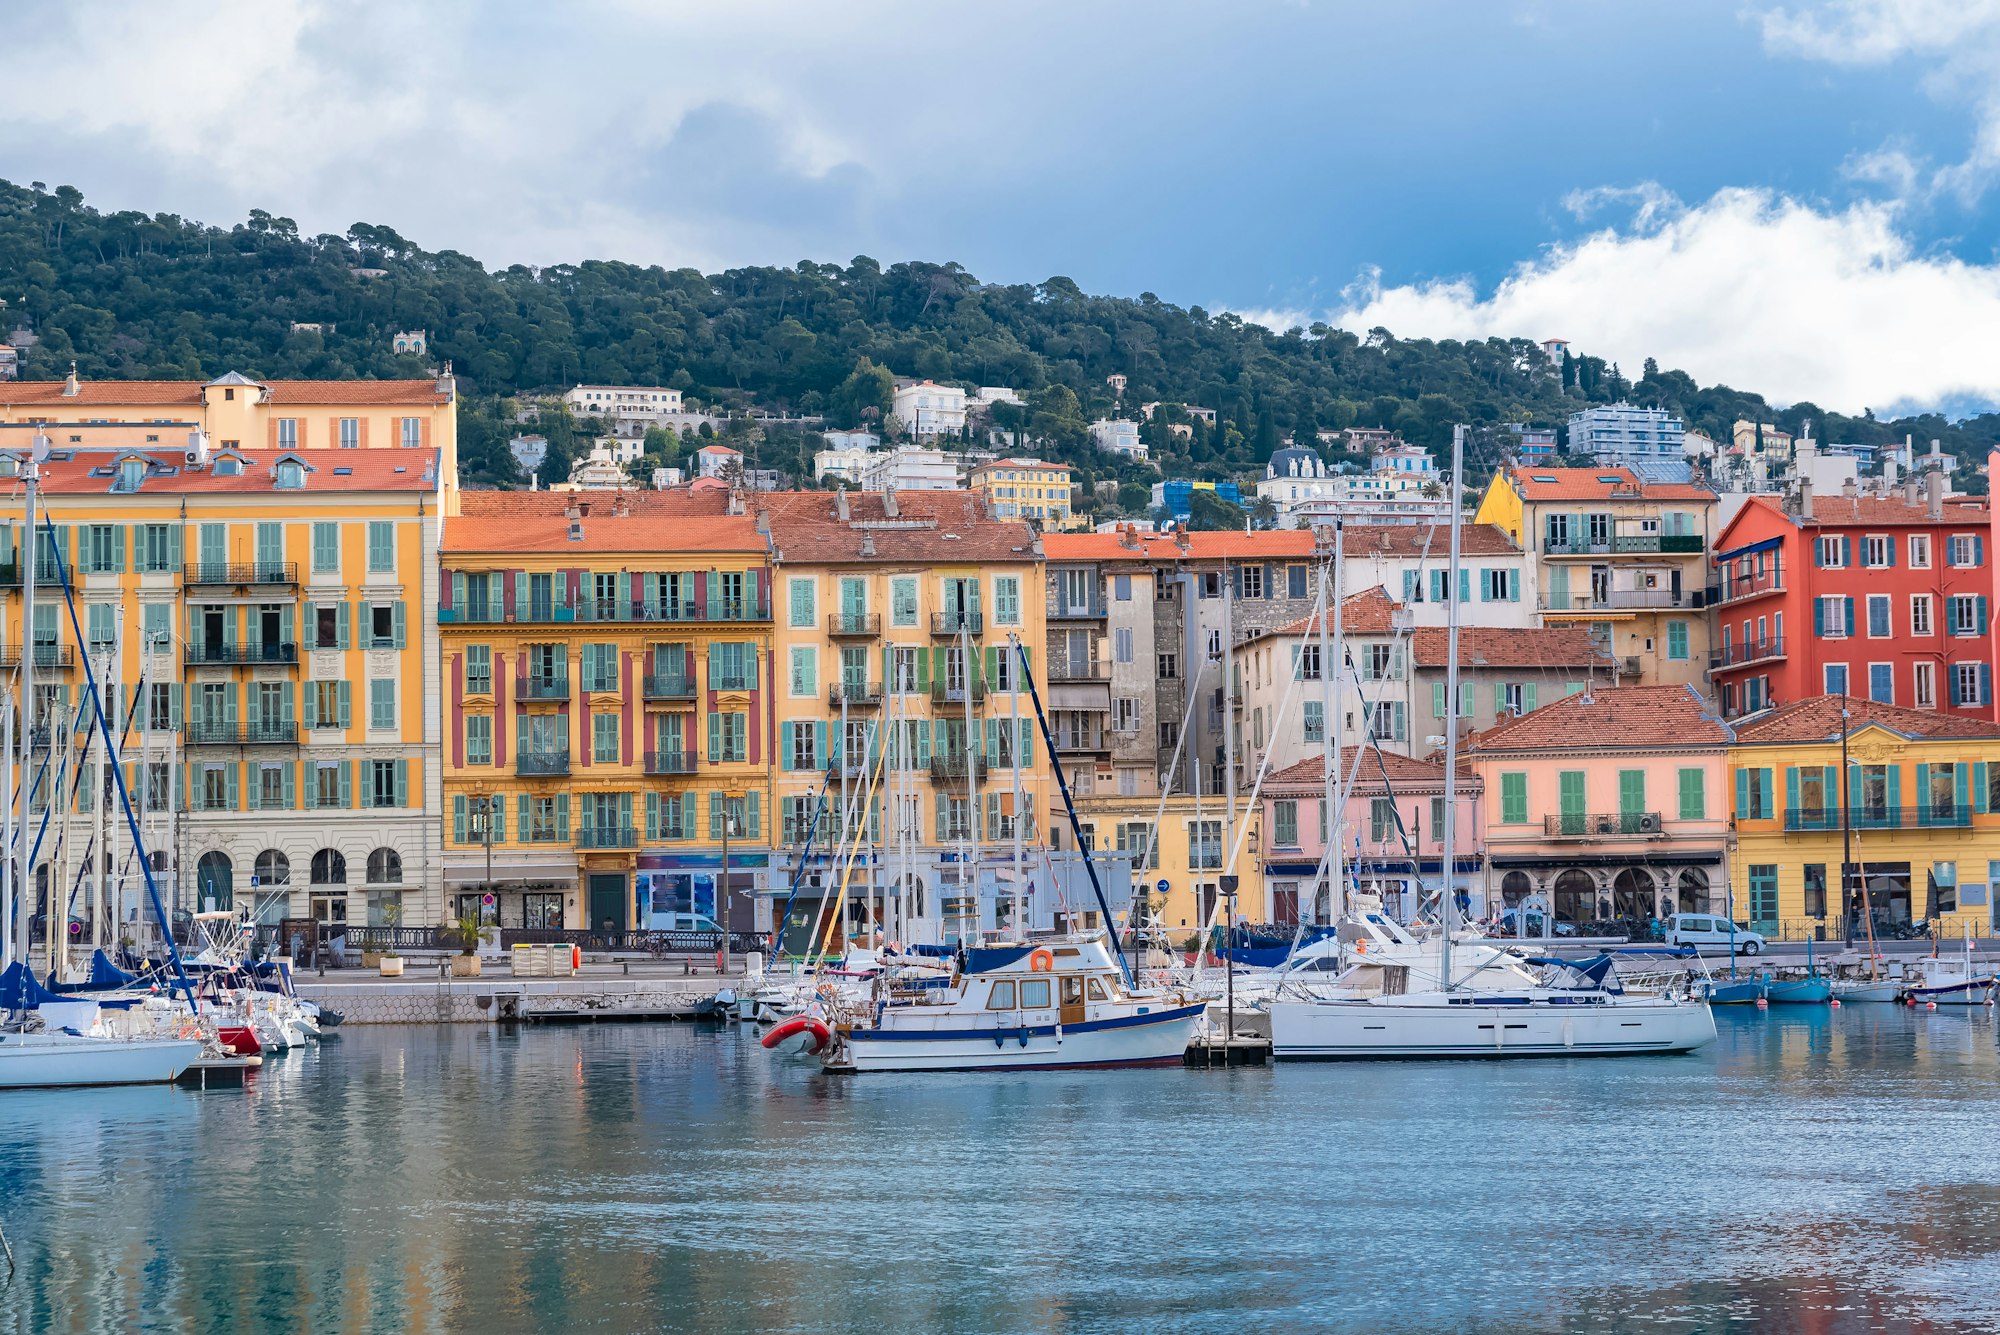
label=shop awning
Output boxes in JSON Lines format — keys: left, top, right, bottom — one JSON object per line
{"left": 443, "top": 854, "right": 579, "bottom": 884}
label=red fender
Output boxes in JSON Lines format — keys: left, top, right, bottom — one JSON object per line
{"left": 761, "top": 1014, "right": 832, "bottom": 1055}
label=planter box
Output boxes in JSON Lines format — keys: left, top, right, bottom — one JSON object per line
{"left": 449, "top": 955, "right": 482, "bottom": 977}
{"left": 361, "top": 951, "right": 382, "bottom": 968}
{"left": 378, "top": 956, "right": 405, "bottom": 977}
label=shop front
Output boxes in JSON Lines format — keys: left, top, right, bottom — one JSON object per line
{"left": 441, "top": 851, "right": 580, "bottom": 930}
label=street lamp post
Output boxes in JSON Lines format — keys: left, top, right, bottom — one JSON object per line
{"left": 473, "top": 794, "right": 495, "bottom": 946}
{"left": 718, "top": 810, "right": 737, "bottom": 978}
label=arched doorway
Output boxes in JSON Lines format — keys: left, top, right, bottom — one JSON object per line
{"left": 1612, "top": 868, "right": 1654, "bottom": 920}
{"left": 1553, "top": 869, "right": 1595, "bottom": 926}
{"left": 1500, "top": 871, "right": 1534, "bottom": 907}
{"left": 196, "top": 851, "right": 233, "bottom": 912}
{"left": 1678, "top": 868, "right": 1709, "bottom": 913}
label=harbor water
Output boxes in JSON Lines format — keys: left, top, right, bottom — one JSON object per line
{"left": 4, "top": 1009, "right": 2000, "bottom": 1334}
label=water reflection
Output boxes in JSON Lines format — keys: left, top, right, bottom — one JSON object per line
{"left": 0, "top": 1009, "right": 1997, "bottom": 1333}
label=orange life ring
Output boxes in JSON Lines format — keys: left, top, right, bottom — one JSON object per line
{"left": 1355, "top": 939, "right": 1367, "bottom": 955}
{"left": 1028, "top": 948, "right": 1054, "bottom": 972}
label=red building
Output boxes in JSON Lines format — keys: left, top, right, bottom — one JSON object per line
{"left": 1710, "top": 482, "right": 1991, "bottom": 721}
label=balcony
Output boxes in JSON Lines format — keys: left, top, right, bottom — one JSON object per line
{"left": 1048, "top": 657, "right": 1111, "bottom": 682}
{"left": 709, "top": 672, "right": 755, "bottom": 692}
{"left": 0, "top": 646, "right": 74, "bottom": 669}
{"left": 1052, "top": 727, "right": 1110, "bottom": 754}
{"left": 576, "top": 826, "right": 639, "bottom": 850}
{"left": 184, "top": 562, "right": 299, "bottom": 588}
{"left": 1542, "top": 811, "right": 1667, "bottom": 838}
{"left": 930, "top": 754, "right": 989, "bottom": 785}
{"left": 1047, "top": 600, "right": 1108, "bottom": 622}
{"left": 1716, "top": 565, "right": 1785, "bottom": 604}
{"left": 519, "top": 674, "right": 571, "bottom": 701}
{"left": 0, "top": 564, "right": 17, "bottom": 588}
{"left": 1783, "top": 805, "right": 1972, "bottom": 832}
{"left": 931, "top": 612, "right": 984, "bottom": 637}
{"left": 643, "top": 750, "right": 698, "bottom": 776}
{"left": 641, "top": 674, "right": 696, "bottom": 702}
{"left": 826, "top": 612, "right": 881, "bottom": 638}
{"left": 1710, "top": 638, "right": 1786, "bottom": 670}
{"left": 516, "top": 749, "right": 571, "bottom": 777}
{"left": 931, "top": 679, "right": 989, "bottom": 706}
{"left": 1538, "top": 588, "right": 1702, "bottom": 614}
{"left": 1541, "top": 535, "right": 1704, "bottom": 558}
{"left": 185, "top": 642, "right": 300, "bottom": 667}
{"left": 185, "top": 721, "right": 299, "bottom": 747}
{"left": 828, "top": 682, "right": 883, "bottom": 708}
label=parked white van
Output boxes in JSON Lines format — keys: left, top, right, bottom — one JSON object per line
{"left": 1665, "top": 913, "right": 1765, "bottom": 954}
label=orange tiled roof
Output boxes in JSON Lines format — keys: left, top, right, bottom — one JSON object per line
{"left": 1410, "top": 625, "right": 1609, "bottom": 669}
{"left": 1267, "top": 587, "right": 1400, "bottom": 637}
{"left": 1507, "top": 467, "right": 1715, "bottom": 502}
{"left": 1041, "top": 529, "right": 1316, "bottom": 562}
{"left": 1732, "top": 695, "right": 2000, "bottom": 743}
{"left": 22, "top": 448, "right": 439, "bottom": 495}
{"left": 1339, "top": 522, "right": 1519, "bottom": 557}
{"left": 1266, "top": 747, "right": 1471, "bottom": 793}
{"left": 760, "top": 490, "right": 1038, "bottom": 564}
{"left": 457, "top": 490, "right": 729, "bottom": 518}
{"left": 1, "top": 377, "right": 450, "bottom": 408}
{"left": 1802, "top": 495, "right": 1988, "bottom": 528}
{"left": 1466, "top": 684, "right": 1729, "bottom": 752}
{"left": 442, "top": 512, "right": 763, "bottom": 555}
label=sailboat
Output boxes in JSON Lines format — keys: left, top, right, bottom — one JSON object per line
{"left": 1762, "top": 935, "right": 1832, "bottom": 1004}
{"left": 1824, "top": 703, "right": 1904, "bottom": 1003}
{"left": 1903, "top": 925, "right": 1997, "bottom": 1006}
{"left": 1268, "top": 429, "right": 1716, "bottom": 1059}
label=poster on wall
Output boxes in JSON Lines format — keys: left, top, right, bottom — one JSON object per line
{"left": 635, "top": 870, "right": 714, "bottom": 928}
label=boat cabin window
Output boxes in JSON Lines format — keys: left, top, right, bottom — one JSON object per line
{"left": 986, "top": 981, "right": 1017, "bottom": 1010}
{"left": 1086, "top": 978, "right": 1109, "bottom": 1001}
{"left": 1061, "top": 977, "right": 1085, "bottom": 1006}
{"left": 1019, "top": 978, "right": 1052, "bottom": 1009}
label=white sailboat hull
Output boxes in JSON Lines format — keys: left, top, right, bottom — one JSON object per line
{"left": 0, "top": 1032, "right": 204, "bottom": 1088}
{"left": 836, "top": 1003, "right": 1205, "bottom": 1072}
{"left": 1830, "top": 980, "right": 1904, "bottom": 1003}
{"left": 1270, "top": 996, "right": 1716, "bottom": 1059}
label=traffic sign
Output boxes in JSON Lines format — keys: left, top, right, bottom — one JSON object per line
{"left": 1155, "top": 878, "right": 1170, "bottom": 895}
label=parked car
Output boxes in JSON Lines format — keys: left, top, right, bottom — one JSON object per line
{"left": 656, "top": 912, "right": 726, "bottom": 936}
{"left": 1496, "top": 908, "right": 1576, "bottom": 938}
{"left": 1665, "top": 913, "right": 1764, "bottom": 954}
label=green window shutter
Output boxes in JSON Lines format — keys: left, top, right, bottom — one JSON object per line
{"left": 282, "top": 763, "right": 295, "bottom": 809}
{"left": 557, "top": 795, "right": 571, "bottom": 841}
{"left": 1459, "top": 682, "right": 1473, "bottom": 718}
{"left": 1785, "top": 766, "right": 1800, "bottom": 818}
{"left": 935, "top": 791, "right": 949, "bottom": 842}
{"left": 917, "top": 720, "right": 932, "bottom": 767}
{"left": 245, "top": 767, "right": 260, "bottom": 811}
{"left": 646, "top": 791, "right": 660, "bottom": 838}
{"left": 337, "top": 681, "right": 351, "bottom": 727}
{"left": 1680, "top": 768, "right": 1705, "bottom": 820}
{"left": 454, "top": 795, "right": 468, "bottom": 843}
{"left": 224, "top": 764, "right": 239, "bottom": 811}
{"left": 916, "top": 648, "right": 931, "bottom": 691}
{"left": 394, "top": 760, "right": 408, "bottom": 808}
{"left": 1735, "top": 768, "right": 1750, "bottom": 819}
{"left": 779, "top": 722, "right": 794, "bottom": 771}
{"left": 709, "top": 793, "right": 723, "bottom": 840}
{"left": 1019, "top": 719, "right": 1033, "bottom": 767}
{"left": 747, "top": 790, "right": 760, "bottom": 840}
{"left": 1501, "top": 773, "right": 1526, "bottom": 824}
{"left": 1916, "top": 763, "right": 1931, "bottom": 826}
{"left": 708, "top": 711, "right": 722, "bottom": 762}
{"left": 518, "top": 794, "right": 531, "bottom": 838}
{"left": 302, "top": 686, "right": 318, "bottom": 730}
{"left": 336, "top": 602, "right": 349, "bottom": 650}
{"left": 1432, "top": 681, "right": 1446, "bottom": 717}
{"left": 393, "top": 601, "right": 407, "bottom": 649}
{"left": 1522, "top": 683, "right": 1537, "bottom": 713}
{"left": 617, "top": 792, "right": 633, "bottom": 835}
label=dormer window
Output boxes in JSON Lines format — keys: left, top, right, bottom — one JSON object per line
{"left": 215, "top": 455, "right": 244, "bottom": 477}
{"left": 275, "top": 459, "right": 305, "bottom": 489}
{"left": 115, "top": 458, "right": 146, "bottom": 492}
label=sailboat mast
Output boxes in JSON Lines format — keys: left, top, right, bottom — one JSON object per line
{"left": 963, "top": 621, "right": 981, "bottom": 932}
{"left": 1011, "top": 633, "right": 1023, "bottom": 936}
{"left": 16, "top": 437, "right": 41, "bottom": 968}
{"left": 1438, "top": 425, "right": 1465, "bottom": 991}
{"left": 1323, "top": 522, "right": 1341, "bottom": 927}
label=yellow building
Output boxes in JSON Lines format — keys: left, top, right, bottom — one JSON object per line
{"left": 968, "top": 457, "right": 1073, "bottom": 528}
{"left": 1729, "top": 696, "right": 2000, "bottom": 939}
{"left": 0, "top": 368, "right": 461, "bottom": 509}
{"left": 437, "top": 492, "right": 772, "bottom": 935}
{"left": 760, "top": 489, "right": 1061, "bottom": 947}
{"left": 4, "top": 440, "right": 443, "bottom": 937}
{"left": 1072, "top": 793, "right": 1263, "bottom": 946}
{"left": 1475, "top": 466, "right": 1716, "bottom": 689}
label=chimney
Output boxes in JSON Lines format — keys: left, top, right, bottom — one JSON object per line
{"left": 1842, "top": 478, "right": 1858, "bottom": 499}
{"left": 836, "top": 489, "right": 850, "bottom": 522}
{"left": 1928, "top": 467, "right": 1944, "bottom": 521}
{"left": 883, "top": 487, "right": 899, "bottom": 518}
{"left": 1798, "top": 475, "right": 1813, "bottom": 520}
{"left": 726, "top": 489, "right": 744, "bottom": 516}
{"left": 1905, "top": 475, "right": 1920, "bottom": 507}
{"left": 436, "top": 360, "right": 455, "bottom": 398}
{"left": 754, "top": 509, "right": 770, "bottom": 538}
{"left": 62, "top": 361, "right": 79, "bottom": 397}
{"left": 1883, "top": 453, "right": 1898, "bottom": 489}
{"left": 860, "top": 533, "right": 876, "bottom": 557}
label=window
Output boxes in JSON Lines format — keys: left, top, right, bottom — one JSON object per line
{"left": 255, "top": 763, "right": 287, "bottom": 810}
{"left": 275, "top": 459, "right": 304, "bottom": 489}
{"left": 1158, "top": 652, "right": 1178, "bottom": 680}
{"left": 789, "top": 647, "right": 817, "bottom": 697}
{"left": 1481, "top": 568, "right": 1516, "bottom": 601}
{"left": 1738, "top": 768, "right": 1774, "bottom": 820}
{"left": 276, "top": 418, "right": 299, "bottom": 449}
{"left": 1948, "top": 595, "right": 1984, "bottom": 637}
{"left": 465, "top": 645, "right": 491, "bottom": 694}
{"left": 710, "top": 712, "right": 747, "bottom": 763}
{"left": 367, "top": 521, "right": 394, "bottom": 574}
{"left": 1748, "top": 865, "right": 1778, "bottom": 924}
{"left": 788, "top": 577, "right": 815, "bottom": 628}
{"left": 1863, "top": 534, "right": 1891, "bottom": 567}
{"left": 368, "top": 602, "right": 399, "bottom": 648}
{"left": 1187, "top": 820, "right": 1223, "bottom": 869}
{"left": 1500, "top": 772, "right": 1528, "bottom": 824}
{"left": 1815, "top": 536, "right": 1846, "bottom": 568}
{"left": 593, "top": 711, "right": 619, "bottom": 763}
{"left": 1678, "top": 768, "right": 1705, "bottom": 820}
{"left": 1816, "top": 595, "right": 1853, "bottom": 638}
{"left": 338, "top": 417, "right": 360, "bottom": 449}
{"left": 368, "top": 848, "right": 403, "bottom": 885}
{"left": 1302, "top": 700, "right": 1324, "bottom": 743}
{"left": 788, "top": 722, "right": 819, "bottom": 771}
{"left": 1803, "top": 864, "right": 1827, "bottom": 918}
{"left": 311, "top": 522, "right": 339, "bottom": 573}
{"left": 312, "top": 849, "right": 347, "bottom": 885}
{"left": 114, "top": 457, "right": 146, "bottom": 493}
{"left": 400, "top": 417, "right": 422, "bottom": 449}
{"left": 986, "top": 981, "right": 1017, "bottom": 1011}
{"left": 582, "top": 642, "right": 618, "bottom": 691}
{"left": 81, "top": 524, "right": 119, "bottom": 574}
{"left": 1954, "top": 662, "right": 1987, "bottom": 707}
{"left": 1113, "top": 627, "right": 1134, "bottom": 664}
{"left": 1113, "top": 696, "right": 1140, "bottom": 732}
{"left": 310, "top": 763, "right": 342, "bottom": 810}
{"left": 1865, "top": 595, "right": 1890, "bottom": 638}
{"left": 466, "top": 714, "right": 492, "bottom": 766}
{"left": 134, "top": 524, "right": 173, "bottom": 573}
{"left": 1273, "top": 801, "right": 1298, "bottom": 846}
{"left": 1909, "top": 533, "right": 1932, "bottom": 568}
{"left": 366, "top": 760, "right": 401, "bottom": 809}
{"left": 892, "top": 578, "right": 918, "bottom": 626}
{"left": 1370, "top": 798, "right": 1396, "bottom": 843}
{"left": 1824, "top": 664, "right": 1848, "bottom": 696}
{"left": 1912, "top": 595, "right": 1933, "bottom": 636}
{"left": 1869, "top": 663, "right": 1894, "bottom": 703}
{"left": 1950, "top": 534, "right": 1983, "bottom": 567}
{"left": 995, "top": 576, "right": 1020, "bottom": 626}
{"left": 1915, "top": 661, "right": 1937, "bottom": 709}
{"left": 369, "top": 679, "right": 395, "bottom": 730}
{"left": 1114, "top": 575, "right": 1133, "bottom": 601}
{"left": 1240, "top": 564, "right": 1263, "bottom": 599}
{"left": 1666, "top": 620, "right": 1689, "bottom": 660}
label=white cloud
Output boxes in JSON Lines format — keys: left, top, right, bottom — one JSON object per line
{"left": 1326, "top": 186, "right": 2000, "bottom": 413}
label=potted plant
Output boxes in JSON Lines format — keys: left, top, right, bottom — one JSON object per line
{"left": 450, "top": 913, "right": 486, "bottom": 977}
{"left": 378, "top": 901, "right": 404, "bottom": 976}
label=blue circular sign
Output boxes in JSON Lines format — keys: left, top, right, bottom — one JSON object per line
{"left": 1155, "top": 879, "right": 1171, "bottom": 894}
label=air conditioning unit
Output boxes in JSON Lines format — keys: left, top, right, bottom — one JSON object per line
{"left": 1636, "top": 812, "right": 1663, "bottom": 834}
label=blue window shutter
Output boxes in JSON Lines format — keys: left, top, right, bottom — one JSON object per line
{"left": 1984, "top": 663, "right": 1994, "bottom": 707}
{"left": 1977, "top": 763, "right": 1990, "bottom": 814}
{"left": 1843, "top": 597, "right": 1855, "bottom": 637}
{"left": 1508, "top": 572, "right": 1519, "bottom": 602}
{"left": 779, "top": 722, "right": 793, "bottom": 771}
{"left": 1980, "top": 596, "right": 1990, "bottom": 634}
{"left": 1735, "top": 768, "right": 1749, "bottom": 819}
{"left": 1813, "top": 598, "right": 1825, "bottom": 637}
{"left": 1522, "top": 682, "right": 1536, "bottom": 712}
{"left": 747, "top": 790, "right": 760, "bottom": 840}
{"left": 1019, "top": 718, "right": 1033, "bottom": 766}
{"left": 1917, "top": 763, "right": 1931, "bottom": 826}
{"left": 1978, "top": 535, "right": 1987, "bottom": 567}
{"left": 1478, "top": 570, "right": 1491, "bottom": 603}
{"left": 1956, "top": 764, "right": 1972, "bottom": 816}
{"left": 1840, "top": 536, "right": 1851, "bottom": 567}
{"left": 1402, "top": 571, "right": 1415, "bottom": 602}
{"left": 1785, "top": 766, "right": 1799, "bottom": 818}
{"left": 394, "top": 760, "right": 408, "bottom": 807}
{"left": 1458, "top": 568, "right": 1471, "bottom": 602}
{"left": 1886, "top": 540, "right": 1896, "bottom": 567}
{"left": 813, "top": 720, "right": 827, "bottom": 769}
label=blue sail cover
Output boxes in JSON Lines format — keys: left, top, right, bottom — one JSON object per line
{"left": 89, "top": 950, "right": 137, "bottom": 987}
{"left": 0, "top": 961, "right": 63, "bottom": 1010}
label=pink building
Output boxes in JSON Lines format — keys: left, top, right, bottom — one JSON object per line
{"left": 1260, "top": 748, "right": 1484, "bottom": 923}
{"left": 1465, "top": 685, "right": 1732, "bottom": 930}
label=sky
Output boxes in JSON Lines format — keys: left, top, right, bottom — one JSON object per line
{"left": 5, "top": 0, "right": 2000, "bottom": 415}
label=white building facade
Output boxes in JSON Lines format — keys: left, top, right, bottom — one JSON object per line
{"left": 1568, "top": 403, "right": 1687, "bottom": 476}
{"left": 1089, "top": 419, "right": 1147, "bottom": 459}
{"left": 563, "top": 385, "right": 686, "bottom": 431}
{"left": 892, "top": 380, "right": 968, "bottom": 437}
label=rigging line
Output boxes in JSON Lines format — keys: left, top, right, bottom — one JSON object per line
{"left": 1131, "top": 647, "right": 1210, "bottom": 889}
{"left": 769, "top": 769, "right": 833, "bottom": 959}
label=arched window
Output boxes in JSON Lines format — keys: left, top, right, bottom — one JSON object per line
{"left": 311, "top": 849, "right": 347, "bottom": 885}
{"left": 255, "top": 849, "right": 290, "bottom": 887}
{"left": 197, "top": 851, "right": 233, "bottom": 910}
{"left": 275, "top": 459, "right": 305, "bottom": 489}
{"left": 1500, "top": 871, "right": 1534, "bottom": 907}
{"left": 1552, "top": 869, "right": 1595, "bottom": 926}
{"left": 1612, "top": 868, "right": 1655, "bottom": 921}
{"left": 1677, "top": 868, "right": 1710, "bottom": 914}
{"left": 366, "top": 848, "right": 402, "bottom": 885}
